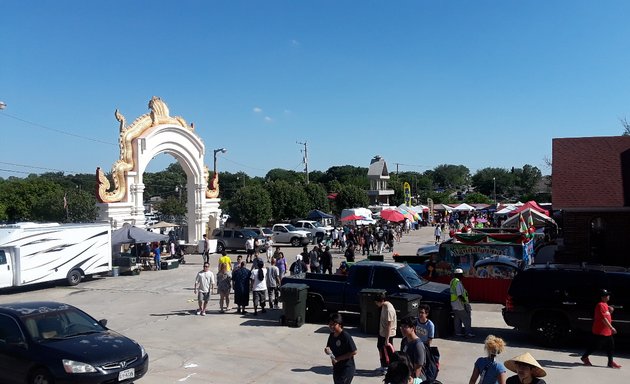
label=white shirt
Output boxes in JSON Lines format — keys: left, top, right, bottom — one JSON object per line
{"left": 195, "top": 270, "right": 215, "bottom": 293}
{"left": 250, "top": 267, "right": 267, "bottom": 291}
{"left": 245, "top": 238, "right": 255, "bottom": 250}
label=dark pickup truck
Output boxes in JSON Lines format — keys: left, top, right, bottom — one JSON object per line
{"left": 281, "top": 261, "right": 452, "bottom": 327}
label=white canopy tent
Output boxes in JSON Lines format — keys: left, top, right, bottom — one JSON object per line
{"left": 452, "top": 203, "right": 476, "bottom": 211}
{"left": 501, "top": 207, "right": 557, "bottom": 228}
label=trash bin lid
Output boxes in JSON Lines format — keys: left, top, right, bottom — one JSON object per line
{"left": 281, "top": 283, "right": 309, "bottom": 291}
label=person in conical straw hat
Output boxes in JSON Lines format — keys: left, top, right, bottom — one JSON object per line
{"left": 504, "top": 352, "right": 547, "bottom": 384}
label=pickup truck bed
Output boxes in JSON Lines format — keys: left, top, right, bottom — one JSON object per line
{"left": 281, "top": 261, "right": 452, "bottom": 332}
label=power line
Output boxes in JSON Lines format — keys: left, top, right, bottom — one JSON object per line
{"left": 0, "top": 112, "right": 117, "bottom": 146}
{"left": 0, "top": 168, "right": 33, "bottom": 175}
{"left": 0, "top": 161, "right": 82, "bottom": 174}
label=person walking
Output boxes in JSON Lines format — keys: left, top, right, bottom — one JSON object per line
{"left": 265, "top": 235, "right": 274, "bottom": 262}
{"left": 399, "top": 316, "right": 426, "bottom": 381}
{"left": 324, "top": 312, "right": 357, "bottom": 384}
{"left": 581, "top": 289, "right": 622, "bottom": 368}
{"left": 320, "top": 245, "right": 333, "bottom": 274}
{"left": 231, "top": 261, "right": 251, "bottom": 314}
{"left": 309, "top": 245, "right": 321, "bottom": 273}
{"left": 434, "top": 225, "right": 442, "bottom": 245}
{"left": 450, "top": 268, "right": 474, "bottom": 337}
{"left": 277, "top": 251, "right": 287, "bottom": 277}
{"left": 202, "top": 234, "right": 210, "bottom": 264}
{"left": 290, "top": 254, "right": 307, "bottom": 275}
{"left": 375, "top": 292, "right": 397, "bottom": 374}
{"left": 504, "top": 352, "right": 547, "bottom": 384}
{"left": 193, "top": 263, "right": 215, "bottom": 316}
{"left": 216, "top": 262, "right": 232, "bottom": 313}
{"left": 468, "top": 334, "right": 507, "bottom": 384}
{"left": 266, "top": 257, "right": 281, "bottom": 309}
{"left": 245, "top": 236, "right": 255, "bottom": 263}
{"left": 250, "top": 259, "right": 267, "bottom": 315}
{"left": 153, "top": 243, "right": 161, "bottom": 271}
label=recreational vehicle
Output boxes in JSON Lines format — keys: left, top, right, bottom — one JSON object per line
{"left": 0, "top": 222, "right": 112, "bottom": 288}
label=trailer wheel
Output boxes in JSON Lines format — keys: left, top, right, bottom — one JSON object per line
{"left": 66, "top": 269, "right": 82, "bottom": 286}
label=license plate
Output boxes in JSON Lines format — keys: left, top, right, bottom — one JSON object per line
{"left": 118, "top": 368, "right": 135, "bottom": 381}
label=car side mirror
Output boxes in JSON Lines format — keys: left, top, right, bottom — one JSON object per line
{"left": 99, "top": 319, "right": 108, "bottom": 327}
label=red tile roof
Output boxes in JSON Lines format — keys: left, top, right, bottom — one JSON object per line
{"left": 552, "top": 136, "right": 630, "bottom": 208}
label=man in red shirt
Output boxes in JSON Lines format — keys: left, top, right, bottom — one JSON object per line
{"left": 581, "top": 289, "right": 622, "bottom": 369}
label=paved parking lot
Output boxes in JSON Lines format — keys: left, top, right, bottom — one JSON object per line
{"left": 1, "top": 226, "right": 627, "bottom": 383}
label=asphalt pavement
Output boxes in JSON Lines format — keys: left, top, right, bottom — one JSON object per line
{"left": 0, "top": 225, "right": 627, "bottom": 383}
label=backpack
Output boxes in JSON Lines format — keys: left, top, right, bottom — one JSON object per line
{"left": 423, "top": 345, "right": 440, "bottom": 382}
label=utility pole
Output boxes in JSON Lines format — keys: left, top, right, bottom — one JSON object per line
{"left": 297, "top": 141, "right": 309, "bottom": 184}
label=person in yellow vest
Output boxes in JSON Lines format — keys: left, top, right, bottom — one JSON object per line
{"left": 450, "top": 268, "right": 474, "bottom": 338}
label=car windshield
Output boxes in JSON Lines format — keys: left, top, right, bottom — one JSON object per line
{"left": 312, "top": 222, "right": 323, "bottom": 228}
{"left": 398, "top": 265, "right": 428, "bottom": 287}
{"left": 262, "top": 228, "right": 273, "bottom": 235}
{"left": 285, "top": 224, "right": 298, "bottom": 231}
{"left": 21, "top": 306, "right": 107, "bottom": 342}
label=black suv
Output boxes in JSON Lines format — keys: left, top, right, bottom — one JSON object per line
{"left": 502, "top": 264, "right": 630, "bottom": 346}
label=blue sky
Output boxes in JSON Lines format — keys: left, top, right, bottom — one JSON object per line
{"left": 2, "top": 1, "right": 629, "bottom": 178}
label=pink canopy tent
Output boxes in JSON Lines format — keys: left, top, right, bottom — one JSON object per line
{"left": 507, "top": 200, "right": 549, "bottom": 217}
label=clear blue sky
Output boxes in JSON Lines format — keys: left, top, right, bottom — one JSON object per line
{"left": 2, "top": 1, "right": 629, "bottom": 178}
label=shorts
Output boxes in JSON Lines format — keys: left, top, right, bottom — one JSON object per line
{"left": 253, "top": 290, "right": 266, "bottom": 306}
{"left": 197, "top": 291, "right": 210, "bottom": 302}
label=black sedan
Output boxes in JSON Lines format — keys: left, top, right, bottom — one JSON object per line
{"left": 0, "top": 301, "right": 148, "bottom": 384}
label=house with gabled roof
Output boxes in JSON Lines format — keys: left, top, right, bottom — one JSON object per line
{"left": 552, "top": 136, "right": 630, "bottom": 266}
{"left": 367, "top": 155, "right": 394, "bottom": 206}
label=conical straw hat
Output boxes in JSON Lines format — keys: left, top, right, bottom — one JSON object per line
{"left": 504, "top": 352, "right": 547, "bottom": 378}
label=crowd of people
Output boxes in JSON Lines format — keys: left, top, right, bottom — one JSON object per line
{"left": 189, "top": 224, "right": 622, "bottom": 383}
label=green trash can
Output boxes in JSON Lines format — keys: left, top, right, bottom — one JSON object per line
{"left": 387, "top": 293, "right": 422, "bottom": 337}
{"left": 359, "top": 288, "right": 386, "bottom": 335}
{"left": 280, "top": 283, "right": 308, "bottom": 328}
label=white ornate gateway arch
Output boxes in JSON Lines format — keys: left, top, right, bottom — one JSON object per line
{"left": 96, "top": 96, "right": 221, "bottom": 243}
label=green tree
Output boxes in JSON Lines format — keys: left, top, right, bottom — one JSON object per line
{"left": 432, "top": 164, "right": 471, "bottom": 189}
{"left": 267, "top": 180, "right": 293, "bottom": 221}
{"left": 266, "top": 169, "right": 304, "bottom": 184}
{"left": 322, "top": 165, "right": 369, "bottom": 190}
{"left": 305, "top": 183, "right": 329, "bottom": 212}
{"left": 156, "top": 196, "right": 187, "bottom": 221}
{"left": 63, "top": 188, "right": 99, "bottom": 222}
{"left": 517, "top": 164, "right": 543, "bottom": 197}
{"left": 334, "top": 185, "right": 369, "bottom": 215}
{"left": 463, "top": 192, "right": 492, "bottom": 204}
{"left": 229, "top": 185, "right": 272, "bottom": 226}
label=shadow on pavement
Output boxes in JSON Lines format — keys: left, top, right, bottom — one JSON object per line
{"left": 291, "top": 365, "right": 382, "bottom": 378}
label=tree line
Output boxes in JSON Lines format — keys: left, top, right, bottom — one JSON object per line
{"left": 0, "top": 162, "right": 548, "bottom": 226}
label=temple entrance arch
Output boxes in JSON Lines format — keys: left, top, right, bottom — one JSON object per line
{"left": 96, "top": 96, "right": 221, "bottom": 243}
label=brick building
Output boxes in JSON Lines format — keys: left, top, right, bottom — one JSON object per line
{"left": 552, "top": 136, "right": 630, "bottom": 265}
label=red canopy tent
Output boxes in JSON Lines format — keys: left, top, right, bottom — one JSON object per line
{"left": 507, "top": 200, "right": 549, "bottom": 217}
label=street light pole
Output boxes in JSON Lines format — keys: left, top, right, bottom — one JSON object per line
{"left": 493, "top": 177, "right": 497, "bottom": 206}
{"left": 213, "top": 148, "right": 227, "bottom": 176}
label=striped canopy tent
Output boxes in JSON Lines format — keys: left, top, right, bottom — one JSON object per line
{"left": 397, "top": 204, "right": 420, "bottom": 220}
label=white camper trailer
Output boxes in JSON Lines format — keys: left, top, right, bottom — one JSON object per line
{"left": 0, "top": 222, "right": 112, "bottom": 288}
